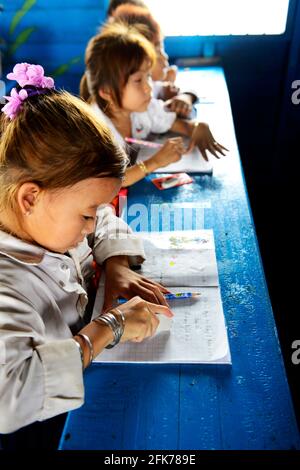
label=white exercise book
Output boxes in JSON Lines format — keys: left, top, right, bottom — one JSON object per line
{"left": 94, "top": 287, "right": 230, "bottom": 364}
{"left": 137, "top": 134, "right": 213, "bottom": 174}
{"left": 92, "top": 230, "right": 231, "bottom": 365}
{"left": 137, "top": 230, "right": 219, "bottom": 287}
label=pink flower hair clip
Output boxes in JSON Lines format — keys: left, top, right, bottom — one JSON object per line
{"left": 1, "top": 62, "right": 55, "bottom": 120}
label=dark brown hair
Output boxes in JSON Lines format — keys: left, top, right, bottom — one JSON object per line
{"left": 111, "top": 4, "right": 162, "bottom": 44}
{"left": 107, "top": 0, "right": 147, "bottom": 17}
{"left": 80, "top": 22, "right": 156, "bottom": 116}
{"left": 0, "top": 90, "right": 128, "bottom": 216}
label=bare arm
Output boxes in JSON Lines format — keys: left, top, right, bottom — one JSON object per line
{"left": 122, "top": 137, "right": 186, "bottom": 187}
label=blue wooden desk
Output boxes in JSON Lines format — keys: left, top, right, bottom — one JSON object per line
{"left": 60, "top": 67, "right": 300, "bottom": 450}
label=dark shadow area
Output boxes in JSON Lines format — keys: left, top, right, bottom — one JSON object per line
{"left": 244, "top": 174, "right": 300, "bottom": 430}
{"left": 0, "top": 412, "right": 67, "bottom": 450}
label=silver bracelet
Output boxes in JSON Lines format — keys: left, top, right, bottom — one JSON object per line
{"left": 76, "top": 333, "right": 94, "bottom": 366}
{"left": 74, "top": 338, "right": 84, "bottom": 370}
{"left": 94, "top": 310, "right": 125, "bottom": 349}
{"left": 114, "top": 307, "right": 126, "bottom": 327}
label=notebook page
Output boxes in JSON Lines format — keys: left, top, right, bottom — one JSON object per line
{"left": 93, "top": 286, "right": 231, "bottom": 364}
{"left": 138, "top": 144, "right": 213, "bottom": 174}
{"left": 137, "top": 230, "right": 219, "bottom": 287}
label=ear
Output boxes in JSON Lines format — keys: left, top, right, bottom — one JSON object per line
{"left": 98, "top": 87, "right": 113, "bottom": 102}
{"left": 17, "top": 182, "right": 42, "bottom": 216}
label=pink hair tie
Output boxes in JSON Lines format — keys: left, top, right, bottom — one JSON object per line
{"left": 1, "top": 62, "right": 55, "bottom": 120}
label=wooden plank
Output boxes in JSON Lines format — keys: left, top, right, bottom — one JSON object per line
{"left": 61, "top": 364, "right": 181, "bottom": 450}
{"left": 60, "top": 67, "right": 300, "bottom": 450}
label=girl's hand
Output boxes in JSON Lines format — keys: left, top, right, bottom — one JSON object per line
{"left": 187, "top": 122, "right": 229, "bottom": 161}
{"left": 116, "top": 296, "right": 173, "bottom": 343}
{"left": 103, "top": 256, "right": 170, "bottom": 311}
{"left": 152, "top": 137, "right": 186, "bottom": 169}
{"left": 157, "top": 82, "right": 180, "bottom": 101}
{"left": 165, "top": 94, "right": 193, "bottom": 118}
{"left": 165, "top": 65, "right": 178, "bottom": 83}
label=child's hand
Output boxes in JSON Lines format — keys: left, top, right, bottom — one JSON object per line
{"left": 165, "top": 65, "right": 178, "bottom": 83}
{"left": 115, "top": 296, "right": 174, "bottom": 343}
{"left": 157, "top": 82, "right": 180, "bottom": 101}
{"left": 165, "top": 94, "right": 193, "bottom": 118}
{"left": 103, "top": 256, "right": 170, "bottom": 311}
{"left": 187, "top": 122, "right": 229, "bottom": 161}
{"left": 152, "top": 137, "right": 186, "bottom": 169}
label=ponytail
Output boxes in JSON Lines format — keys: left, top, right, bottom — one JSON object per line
{"left": 79, "top": 73, "right": 91, "bottom": 102}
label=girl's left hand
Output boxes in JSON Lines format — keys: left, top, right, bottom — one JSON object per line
{"left": 187, "top": 122, "right": 229, "bottom": 161}
{"left": 102, "top": 255, "right": 170, "bottom": 311}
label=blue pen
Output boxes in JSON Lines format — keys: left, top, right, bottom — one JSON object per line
{"left": 117, "top": 292, "right": 201, "bottom": 304}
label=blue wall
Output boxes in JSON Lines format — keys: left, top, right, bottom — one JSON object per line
{"left": 1, "top": 0, "right": 109, "bottom": 91}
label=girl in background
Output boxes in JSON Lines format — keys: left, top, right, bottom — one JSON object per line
{"left": 110, "top": 3, "right": 197, "bottom": 118}
{"left": 80, "top": 23, "right": 227, "bottom": 186}
{"left": 81, "top": 22, "right": 186, "bottom": 187}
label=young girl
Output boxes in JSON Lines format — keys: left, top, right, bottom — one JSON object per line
{"left": 80, "top": 23, "right": 227, "bottom": 187}
{"left": 0, "top": 63, "right": 173, "bottom": 446}
{"left": 110, "top": 3, "right": 196, "bottom": 118}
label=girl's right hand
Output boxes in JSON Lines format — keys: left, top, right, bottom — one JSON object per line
{"left": 152, "top": 137, "right": 186, "bottom": 169}
{"left": 114, "top": 296, "right": 174, "bottom": 343}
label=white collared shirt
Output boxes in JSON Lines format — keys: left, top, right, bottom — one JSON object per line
{"left": 90, "top": 98, "right": 176, "bottom": 143}
{"left": 0, "top": 206, "right": 145, "bottom": 433}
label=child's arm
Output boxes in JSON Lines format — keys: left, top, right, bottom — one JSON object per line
{"left": 74, "top": 296, "right": 174, "bottom": 368}
{"left": 0, "top": 289, "right": 84, "bottom": 433}
{"left": 102, "top": 255, "right": 170, "bottom": 311}
{"left": 92, "top": 206, "right": 172, "bottom": 309}
{"left": 171, "top": 119, "right": 228, "bottom": 161}
{"left": 165, "top": 93, "right": 194, "bottom": 118}
{"left": 122, "top": 137, "right": 186, "bottom": 187}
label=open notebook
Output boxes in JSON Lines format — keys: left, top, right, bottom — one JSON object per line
{"left": 136, "top": 134, "right": 213, "bottom": 174}
{"left": 92, "top": 230, "right": 231, "bottom": 364}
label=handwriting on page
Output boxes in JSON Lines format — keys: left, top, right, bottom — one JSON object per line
{"left": 92, "top": 230, "right": 231, "bottom": 364}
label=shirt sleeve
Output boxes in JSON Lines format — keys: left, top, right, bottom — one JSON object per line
{"left": 93, "top": 205, "right": 145, "bottom": 266}
{"left": 0, "top": 288, "right": 84, "bottom": 433}
{"left": 148, "top": 98, "right": 177, "bottom": 134}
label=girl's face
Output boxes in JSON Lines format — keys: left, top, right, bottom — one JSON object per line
{"left": 152, "top": 41, "right": 169, "bottom": 82}
{"left": 121, "top": 59, "right": 153, "bottom": 112}
{"left": 20, "top": 177, "right": 121, "bottom": 253}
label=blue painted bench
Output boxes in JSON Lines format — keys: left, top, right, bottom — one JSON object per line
{"left": 59, "top": 67, "right": 300, "bottom": 450}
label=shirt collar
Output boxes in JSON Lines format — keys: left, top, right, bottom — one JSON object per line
{"left": 0, "top": 229, "right": 47, "bottom": 265}
{"left": 90, "top": 102, "right": 126, "bottom": 149}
